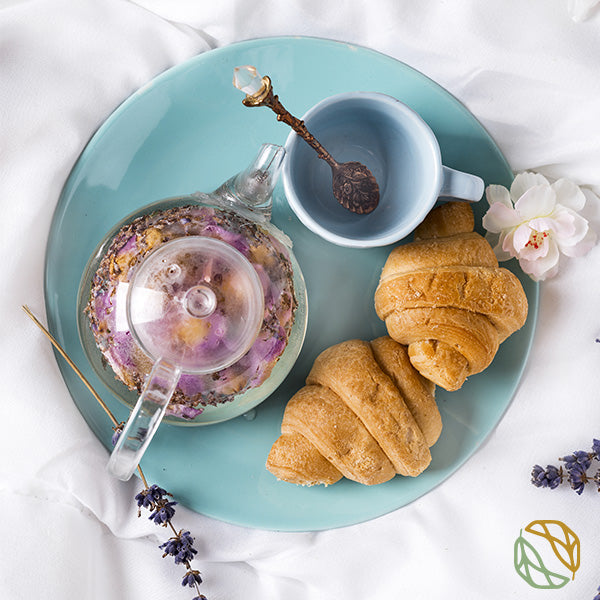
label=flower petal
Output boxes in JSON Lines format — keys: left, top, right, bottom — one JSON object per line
{"left": 486, "top": 231, "right": 513, "bottom": 261}
{"left": 515, "top": 184, "right": 556, "bottom": 219}
{"left": 528, "top": 216, "right": 559, "bottom": 234}
{"left": 482, "top": 202, "right": 520, "bottom": 233}
{"left": 548, "top": 209, "right": 580, "bottom": 241}
{"left": 519, "top": 240, "right": 560, "bottom": 281}
{"left": 510, "top": 172, "right": 549, "bottom": 202}
{"left": 511, "top": 223, "right": 533, "bottom": 252}
{"left": 485, "top": 184, "right": 512, "bottom": 208}
{"left": 551, "top": 178, "right": 586, "bottom": 211}
{"left": 560, "top": 224, "right": 597, "bottom": 257}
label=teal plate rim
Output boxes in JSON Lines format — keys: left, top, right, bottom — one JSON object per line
{"left": 44, "top": 36, "right": 538, "bottom": 532}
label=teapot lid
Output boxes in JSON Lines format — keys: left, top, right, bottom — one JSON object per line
{"left": 126, "top": 236, "right": 264, "bottom": 373}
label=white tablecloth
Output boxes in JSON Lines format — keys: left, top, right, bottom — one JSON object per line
{"left": 2, "top": 1, "right": 600, "bottom": 598}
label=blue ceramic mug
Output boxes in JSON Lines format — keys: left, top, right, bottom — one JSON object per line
{"left": 282, "top": 92, "right": 484, "bottom": 248}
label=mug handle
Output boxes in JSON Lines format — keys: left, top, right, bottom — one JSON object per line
{"left": 107, "top": 359, "right": 181, "bottom": 481}
{"left": 439, "top": 166, "right": 484, "bottom": 202}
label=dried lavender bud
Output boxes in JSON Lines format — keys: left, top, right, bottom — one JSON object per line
{"left": 176, "top": 531, "right": 198, "bottom": 564}
{"left": 593, "top": 586, "right": 600, "bottom": 600}
{"left": 159, "top": 537, "right": 182, "bottom": 557}
{"left": 592, "top": 439, "right": 600, "bottom": 458}
{"left": 192, "top": 596, "right": 208, "bottom": 600}
{"left": 182, "top": 570, "right": 203, "bottom": 587}
{"left": 148, "top": 484, "right": 169, "bottom": 503}
{"left": 180, "top": 530, "right": 195, "bottom": 546}
{"left": 135, "top": 485, "right": 171, "bottom": 511}
{"left": 135, "top": 490, "right": 156, "bottom": 511}
{"left": 149, "top": 501, "right": 177, "bottom": 526}
{"left": 176, "top": 545, "right": 197, "bottom": 565}
{"left": 561, "top": 450, "right": 592, "bottom": 472}
{"left": 531, "top": 464, "right": 562, "bottom": 489}
{"left": 567, "top": 464, "right": 588, "bottom": 495}
{"left": 159, "top": 530, "right": 198, "bottom": 564}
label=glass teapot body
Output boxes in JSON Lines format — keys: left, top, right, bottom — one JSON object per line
{"left": 78, "top": 144, "right": 307, "bottom": 430}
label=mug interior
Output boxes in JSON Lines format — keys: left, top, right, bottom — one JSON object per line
{"left": 283, "top": 93, "right": 442, "bottom": 246}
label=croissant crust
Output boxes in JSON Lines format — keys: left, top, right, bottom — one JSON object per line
{"left": 266, "top": 338, "right": 441, "bottom": 486}
{"left": 374, "top": 202, "right": 528, "bottom": 391}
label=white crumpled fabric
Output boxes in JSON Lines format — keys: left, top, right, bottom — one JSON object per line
{"left": 568, "top": 0, "right": 600, "bottom": 21}
{"left": 2, "top": 1, "right": 600, "bottom": 599}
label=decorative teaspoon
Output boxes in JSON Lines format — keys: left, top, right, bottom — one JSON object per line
{"left": 233, "top": 65, "right": 380, "bottom": 215}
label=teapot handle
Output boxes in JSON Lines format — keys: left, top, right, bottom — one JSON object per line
{"left": 108, "top": 359, "right": 181, "bottom": 481}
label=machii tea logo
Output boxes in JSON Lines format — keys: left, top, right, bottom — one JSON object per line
{"left": 514, "top": 520, "right": 580, "bottom": 589}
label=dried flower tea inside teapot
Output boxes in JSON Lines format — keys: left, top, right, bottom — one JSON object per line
{"left": 86, "top": 203, "right": 297, "bottom": 420}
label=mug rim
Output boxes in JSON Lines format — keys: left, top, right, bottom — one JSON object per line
{"left": 282, "top": 91, "right": 443, "bottom": 248}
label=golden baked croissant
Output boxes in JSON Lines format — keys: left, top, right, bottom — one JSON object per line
{"left": 374, "top": 201, "right": 528, "bottom": 391}
{"left": 266, "top": 337, "right": 442, "bottom": 486}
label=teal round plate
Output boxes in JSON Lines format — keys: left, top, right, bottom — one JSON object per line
{"left": 45, "top": 37, "right": 538, "bottom": 531}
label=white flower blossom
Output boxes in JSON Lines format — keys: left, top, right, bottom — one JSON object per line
{"left": 482, "top": 172, "right": 596, "bottom": 281}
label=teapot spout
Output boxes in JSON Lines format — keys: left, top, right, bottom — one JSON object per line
{"left": 213, "top": 143, "right": 285, "bottom": 221}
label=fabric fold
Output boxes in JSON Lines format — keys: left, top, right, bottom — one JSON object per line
{"left": 3, "top": 1, "right": 600, "bottom": 599}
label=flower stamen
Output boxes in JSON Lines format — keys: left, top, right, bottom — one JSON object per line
{"left": 525, "top": 230, "right": 549, "bottom": 250}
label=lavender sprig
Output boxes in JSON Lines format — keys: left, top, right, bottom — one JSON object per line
{"left": 530, "top": 438, "right": 600, "bottom": 496}
{"left": 530, "top": 438, "right": 600, "bottom": 600}
{"left": 23, "top": 306, "right": 207, "bottom": 599}
{"left": 135, "top": 484, "right": 206, "bottom": 598}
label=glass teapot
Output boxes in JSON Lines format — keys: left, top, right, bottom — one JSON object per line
{"left": 77, "top": 144, "right": 307, "bottom": 481}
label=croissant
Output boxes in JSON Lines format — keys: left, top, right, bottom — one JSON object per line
{"left": 374, "top": 201, "right": 528, "bottom": 391}
{"left": 266, "top": 337, "right": 442, "bottom": 486}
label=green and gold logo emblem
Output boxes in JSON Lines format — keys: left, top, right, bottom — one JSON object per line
{"left": 514, "top": 520, "right": 580, "bottom": 589}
